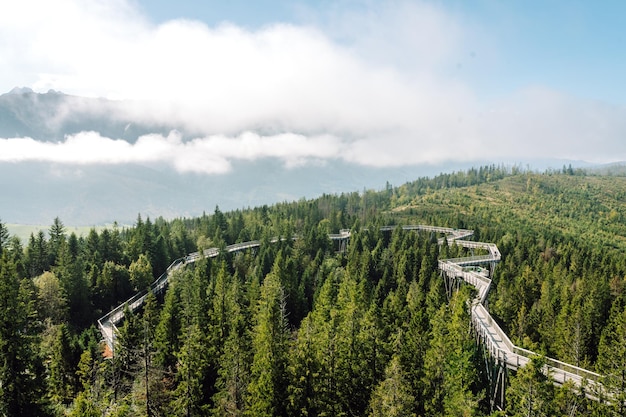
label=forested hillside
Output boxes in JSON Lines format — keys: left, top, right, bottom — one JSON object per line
{"left": 1, "top": 165, "right": 626, "bottom": 416}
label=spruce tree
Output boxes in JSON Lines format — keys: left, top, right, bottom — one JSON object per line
{"left": 48, "top": 216, "right": 66, "bottom": 267}
{"left": 597, "top": 306, "right": 626, "bottom": 414}
{"left": 368, "top": 355, "right": 416, "bottom": 417}
{"left": 141, "top": 290, "right": 163, "bottom": 417}
{"left": 246, "top": 269, "right": 290, "bottom": 417}
{"left": 212, "top": 276, "right": 251, "bottom": 416}
{"left": 55, "top": 240, "right": 91, "bottom": 326}
{"left": 26, "top": 230, "right": 49, "bottom": 278}
{"left": 422, "top": 289, "right": 480, "bottom": 417}
{"left": 129, "top": 253, "right": 153, "bottom": 291}
{"left": 171, "top": 322, "right": 208, "bottom": 417}
{"left": 0, "top": 254, "right": 47, "bottom": 415}
{"left": 506, "top": 356, "right": 555, "bottom": 417}
{"left": 170, "top": 261, "right": 212, "bottom": 416}
{"left": 154, "top": 272, "right": 183, "bottom": 373}
{"left": 47, "top": 323, "right": 76, "bottom": 406}
{"left": 0, "top": 218, "right": 9, "bottom": 255}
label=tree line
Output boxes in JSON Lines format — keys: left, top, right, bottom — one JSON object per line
{"left": 1, "top": 166, "right": 626, "bottom": 415}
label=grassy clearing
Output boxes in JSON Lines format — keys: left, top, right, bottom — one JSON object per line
{"left": 7, "top": 224, "right": 108, "bottom": 243}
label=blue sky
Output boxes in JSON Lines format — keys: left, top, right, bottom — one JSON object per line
{"left": 137, "top": 0, "right": 626, "bottom": 104}
{"left": 1, "top": 0, "right": 625, "bottom": 170}
{"left": 462, "top": 0, "right": 626, "bottom": 104}
{"left": 137, "top": 0, "right": 299, "bottom": 28}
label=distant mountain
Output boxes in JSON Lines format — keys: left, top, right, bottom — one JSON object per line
{"left": 0, "top": 88, "right": 174, "bottom": 142}
{"left": 590, "top": 161, "right": 626, "bottom": 176}
{"left": 0, "top": 156, "right": 477, "bottom": 226}
{"left": 0, "top": 88, "right": 600, "bottom": 228}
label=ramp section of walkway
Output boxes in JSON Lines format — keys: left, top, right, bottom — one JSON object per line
{"left": 440, "top": 231, "right": 602, "bottom": 398}
{"left": 97, "top": 225, "right": 603, "bottom": 399}
{"left": 98, "top": 241, "right": 261, "bottom": 354}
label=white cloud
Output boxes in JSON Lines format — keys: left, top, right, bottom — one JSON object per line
{"left": 0, "top": 131, "right": 347, "bottom": 174}
{"left": 1, "top": 0, "right": 625, "bottom": 170}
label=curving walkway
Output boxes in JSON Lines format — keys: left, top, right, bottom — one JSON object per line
{"left": 98, "top": 232, "right": 352, "bottom": 353}
{"left": 439, "top": 228, "right": 602, "bottom": 404}
{"left": 97, "top": 225, "right": 603, "bottom": 400}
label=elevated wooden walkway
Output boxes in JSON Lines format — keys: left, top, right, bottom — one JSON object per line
{"left": 439, "top": 229, "right": 602, "bottom": 407}
{"left": 97, "top": 225, "right": 604, "bottom": 403}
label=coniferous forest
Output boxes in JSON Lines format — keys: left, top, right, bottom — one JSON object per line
{"left": 4, "top": 165, "right": 626, "bottom": 416}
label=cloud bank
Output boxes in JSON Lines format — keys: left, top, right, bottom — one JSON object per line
{"left": 0, "top": 131, "right": 345, "bottom": 174}
{"left": 1, "top": 0, "right": 625, "bottom": 171}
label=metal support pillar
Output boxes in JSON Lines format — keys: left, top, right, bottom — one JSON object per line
{"left": 340, "top": 237, "right": 348, "bottom": 252}
{"left": 473, "top": 315, "right": 507, "bottom": 412}
{"left": 442, "top": 270, "right": 455, "bottom": 300}
{"left": 490, "top": 361, "right": 507, "bottom": 411}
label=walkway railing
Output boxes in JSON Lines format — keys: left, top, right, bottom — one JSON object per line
{"left": 439, "top": 229, "right": 603, "bottom": 399}
{"left": 97, "top": 224, "right": 605, "bottom": 398}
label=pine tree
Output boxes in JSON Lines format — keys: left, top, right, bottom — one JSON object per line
{"left": 398, "top": 280, "right": 431, "bottom": 415}
{"left": 129, "top": 253, "right": 153, "bottom": 291}
{"left": 170, "top": 262, "right": 212, "bottom": 416}
{"left": 47, "top": 323, "right": 76, "bottom": 405}
{"left": 0, "top": 218, "right": 9, "bottom": 255}
{"left": 140, "top": 290, "right": 164, "bottom": 417}
{"left": 55, "top": 240, "right": 91, "bottom": 326}
{"left": 368, "top": 355, "right": 416, "bottom": 417}
{"left": 246, "top": 270, "right": 290, "bottom": 417}
{"left": 357, "top": 303, "right": 388, "bottom": 410}
{"left": 597, "top": 305, "right": 626, "bottom": 414}
{"left": 422, "top": 289, "right": 480, "bottom": 417}
{"left": 297, "top": 264, "right": 344, "bottom": 416}
{"left": 154, "top": 272, "right": 183, "bottom": 373}
{"left": 170, "top": 322, "right": 209, "bottom": 417}
{"left": 68, "top": 391, "right": 100, "bottom": 417}
{"left": 6, "top": 235, "right": 26, "bottom": 278}
{"left": 113, "top": 306, "right": 142, "bottom": 398}
{"left": 26, "top": 230, "right": 49, "bottom": 277}
{"left": 211, "top": 260, "right": 232, "bottom": 348}
{"left": 287, "top": 315, "right": 321, "bottom": 416}
{"left": 0, "top": 254, "right": 47, "bottom": 415}
{"left": 212, "top": 276, "right": 251, "bottom": 416}
{"left": 48, "top": 216, "right": 66, "bottom": 267}
{"left": 506, "top": 356, "right": 555, "bottom": 417}
{"left": 76, "top": 349, "right": 95, "bottom": 393}
{"left": 554, "top": 296, "right": 590, "bottom": 368}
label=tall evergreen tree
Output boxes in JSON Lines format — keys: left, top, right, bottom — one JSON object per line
{"left": 422, "top": 289, "right": 480, "bottom": 417}
{"left": 0, "top": 254, "right": 47, "bottom": 416}
{"left": 288, "top": 315, "right": 322, "bottom": 416}
{"left": 55, "top": 240, "right": 91, "bottom": 326}
{"left": 368, "top": 355, "right": 416, "bottom": 417}
{"left": 212, "top": 276, "right": 251, "bottom": 416}
{"left": 6, "top": 235, "right": 25, "bottom": 278}
{"left": 597, "top": 305, "right": 626, "bottom": 414}
{"left": 154, "top": 271, "right": 183, "bottom": 373}
{"left": 506, "top": 356, "right": 555, "bottom": 417}
{"left": 170, "top": 262, "right": 212, "bottom": 416}
{"left": 26, "top": 230, "right": 49, "bottom": 277}
{"left": 246, "top": 269, "right": 290, "bottom": 417}
{"left": 48, "top": 216, "right": 66, "bottom": 267}
{"left": 0, "top": 218, "right": 9, "bottom": 255}
{"left": 297, "top": 264, "right": 344, "bottom": 416}
{"left": 171, "top": 322, "right": 209, "bottom": 417}
{"left": 46, "top": 323, "right": 76, "bottom": 406}
{"left": 140, "top": 290, "right": 165, "bottom": 417}
{"left": 113, "top": 306, "right": 142, "bottom": 399}
{"left": 129, "top": 253, "right": 153, "bottom": 291}
{"left": 398, "top": 280, "right": 431, "bottom": 415}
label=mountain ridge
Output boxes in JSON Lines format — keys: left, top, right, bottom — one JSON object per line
{"left": 0, "top": 88, "right": 616, "bottom": 226}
